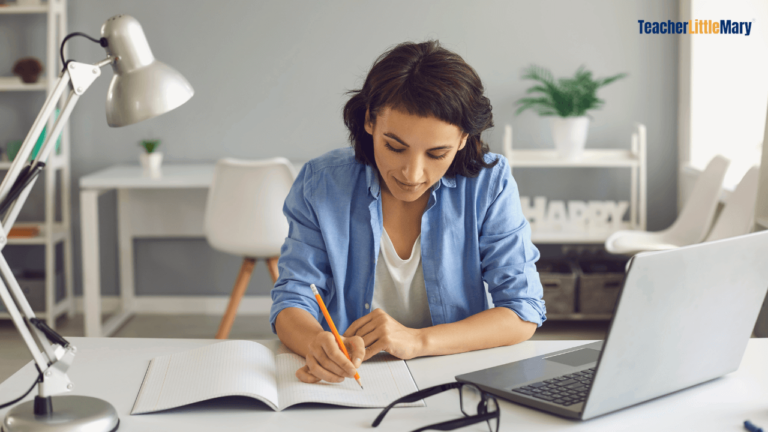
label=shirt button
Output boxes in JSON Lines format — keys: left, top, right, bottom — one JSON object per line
{"left": 365, "top": 303, "right": 370, "bottom": 310}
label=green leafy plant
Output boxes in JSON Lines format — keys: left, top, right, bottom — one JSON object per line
{"left": 515, "top": 65, "right": 627, "bottom": 118}
{"left": 139, "top": 139, "right": 161, "bottom": 153}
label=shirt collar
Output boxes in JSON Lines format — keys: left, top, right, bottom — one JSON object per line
{"left": 365, "top": 164, "right": 381, "bottom": 199}
{"left": 365, "top": 164, "right": 456, "bottom": 198}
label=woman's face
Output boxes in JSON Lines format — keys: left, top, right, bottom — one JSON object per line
{"left": 365, "top": 107, "right": 467, "bottom": 203}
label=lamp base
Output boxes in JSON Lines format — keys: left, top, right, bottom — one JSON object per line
{"left": 2, "top": 395, "right": 119, "bottom": 432}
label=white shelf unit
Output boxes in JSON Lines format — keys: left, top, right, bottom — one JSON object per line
{"left": 507, "top": 123, "right": 647, "bottom": 244}
{"left": 547, "top": 313, "right": 613, "bottom": 321}
{"left": 508, "top": 123, "right": 647, "bottom": 321}
{"left": 0, "top": 0, "right": 74, "bottom": 328}
{"left": 0, "top": 3, "right": 48, "bottom": 14}
{"left": 0, "top": 76, "right": 48, "bottom": 91}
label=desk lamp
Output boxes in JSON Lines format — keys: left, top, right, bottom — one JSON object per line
{"left": 0, "top": 14, "right": 193, "bottom": 432}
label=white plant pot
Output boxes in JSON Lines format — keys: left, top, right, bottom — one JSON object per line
{"left": 140, "top": 152, "right": 163, "bottom": 177}
{"left": 550, "top": 116, "right": 590, "bottom": 160}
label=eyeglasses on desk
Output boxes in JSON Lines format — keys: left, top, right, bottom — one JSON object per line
{"left": 372, "top": 382, "right": 500, "bottom": 432}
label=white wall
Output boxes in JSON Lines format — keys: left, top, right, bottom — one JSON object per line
{"left": 0, "top": 0, "right": 680, "bottom": 297}
{"left": 688, "top": 0, "right": 768, "bottom": 188}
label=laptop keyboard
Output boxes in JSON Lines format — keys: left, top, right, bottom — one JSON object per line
{"left": 511, "top": 368, "right": 595, "bottom": 407}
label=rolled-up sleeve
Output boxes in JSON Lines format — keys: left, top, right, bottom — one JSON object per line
{"left": 478, "top": 157, "right": 547, "bottom": 327}
{"left": 269, "top": 162, "right": 332, "bottom": 333}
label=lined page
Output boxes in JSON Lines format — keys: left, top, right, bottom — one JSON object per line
{"left": 276, "top": 352, "right": 425, "bottom": 410}
{"left": 132, "top": 340, "right": 279, "bottom": 414}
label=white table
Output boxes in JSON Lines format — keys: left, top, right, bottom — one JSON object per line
{"left": 2, "top": 338, "right": 767, "bottom": 431}
{"left": 79, "top": 163, "right": 304, "bottom": 337}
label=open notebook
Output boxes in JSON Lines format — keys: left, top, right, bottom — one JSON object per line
{"left": 131, "top": 340, "right": 424, "bottom": 414}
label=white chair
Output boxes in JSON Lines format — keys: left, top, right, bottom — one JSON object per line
{"left": 703, "top": 166, "right": 760, "bottom": 242}
{"left": 623, "top": 164, "right": 759, "bottom": 272}
{"left": 605, "top": 155, "right": 729, "bottom": 255}
{"left": 204, "top": 158, "right": 296, "bottom": 339}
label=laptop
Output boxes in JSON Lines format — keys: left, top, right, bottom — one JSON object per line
{"left": 456, "top": 230, "right": 768, "bottom": 420}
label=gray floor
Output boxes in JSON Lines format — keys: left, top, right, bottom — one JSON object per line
{"left": 0, "top": 314, "right": 609, "bottom": 384}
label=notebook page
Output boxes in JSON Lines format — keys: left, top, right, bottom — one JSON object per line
{"left": 132, "top": 340, "right": 279, "bottom": 414}
{"left": 276, "top": 352, "right": 425, "bottom": 410}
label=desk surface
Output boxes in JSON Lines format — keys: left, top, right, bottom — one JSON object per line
{"left": 80, "top": 164, "right": 216, "bottom": 189}
{"left": 80, "top": 162, "right": 308, "bottom": 190}
{"left": 1, "top": 338, "right": 767, "bottom": 431}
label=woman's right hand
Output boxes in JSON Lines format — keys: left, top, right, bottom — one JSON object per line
{"left": 296, "top": 332, "right": 365, "bottom": 384}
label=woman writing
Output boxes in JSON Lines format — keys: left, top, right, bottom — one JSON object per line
{"left": 270, "top": 40, "right": 546, "bottom": 384}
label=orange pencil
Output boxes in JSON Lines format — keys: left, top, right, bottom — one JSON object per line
{"left": 310, "top": 284, "right": 363, "bottom": 389}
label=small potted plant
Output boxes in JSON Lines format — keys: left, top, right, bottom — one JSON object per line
{"left": 515, "top": 65, "right": 627, "bottom": 160}
{"left": 139, "top": 139, "right": 163, "bottom": 176}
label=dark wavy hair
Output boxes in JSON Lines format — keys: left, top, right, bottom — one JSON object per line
{"left": 343, "top": 40, "right": 498, "bottom": 178}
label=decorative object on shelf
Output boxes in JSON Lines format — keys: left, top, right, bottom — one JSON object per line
{"left": 514, "top": 65, "right": 627, "bottom": 160}
{"left": 139, "top": 139, "right": 163, "bottom": 177}
{"left": 8, "top": 226, "right": 40, "bottom": 238}
{"left": 502, "top": 123, "right": 647, "bottom": 244}
{"left": 521, "top": 196, "right": 628, "bottom": 233}
{"left": 12, "top": 57, "right": 43, "bottom": 83}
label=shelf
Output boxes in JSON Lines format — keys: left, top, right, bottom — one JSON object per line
{"left": 0, "top": 76, "right": 47, "bottom": 91}
{"left": 508, "top": 149, "right": 639, "bottom": 168}
{"left": 6, "top": 222, "right": 68, "bottom": 245}
{"left": 547, "top": 313, "right": 613, "bottom": 321}
{"left": 0, "top": 4, "right": 48, "bottom": 14}
{"left": 0, "top": 154, "right": 67, "bottom": 169}
{"left": 531, "top": 222, "right": 633, "bottom": 244}
{"left": 0, "top": 297, "right": 71, "bottom": 319}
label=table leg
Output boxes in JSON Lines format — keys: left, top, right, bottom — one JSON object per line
{"left": 80, "top": 189, "right": 103, "bottom": 337}
{"left": 117, "top": 190, "right": 135, "bottom": 313}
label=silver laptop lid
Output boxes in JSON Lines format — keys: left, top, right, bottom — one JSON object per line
{"left": 582, "top": 230, "right": 768, "bottom": 420}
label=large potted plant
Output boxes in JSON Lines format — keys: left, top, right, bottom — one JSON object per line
{"left": 515, "top": 65, "right": 627, "bottom": 160}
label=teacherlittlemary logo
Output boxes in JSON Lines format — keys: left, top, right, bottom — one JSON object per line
{"left": 638, "top": 19, "right": 754, "bottom": 36}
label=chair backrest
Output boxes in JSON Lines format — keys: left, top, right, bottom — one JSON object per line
{"left": 667, "top": 155, "right": 729, "bottom": 244}
{"left": 704, "top": 166, "right": 760, "bottom": 242}
{"left": 204, "top": 158, "right": 296, "bottom": 257}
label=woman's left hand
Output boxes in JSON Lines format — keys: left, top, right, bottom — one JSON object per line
{"left": 343, "top": 308, "right": 426, "bottom": 361}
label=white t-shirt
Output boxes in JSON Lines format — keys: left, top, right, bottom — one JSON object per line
{"left": 371, "top": 228, "right": 432, "bottom": 329}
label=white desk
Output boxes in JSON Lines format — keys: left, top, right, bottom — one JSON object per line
{"left": 79, "top": 163, "right": 304, "bottom": 337}
{"left": 1, "top": 338, "right": 767, "bottom": 431}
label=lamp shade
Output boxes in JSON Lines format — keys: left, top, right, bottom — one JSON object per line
{"left": 101, "top": 15, "right": 193, "bottom": 127}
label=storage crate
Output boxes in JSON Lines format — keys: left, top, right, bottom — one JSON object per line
{"left": 577, "top": 260, "right": 627, "bottom": 314}
{"left": 536, "top": 259, "right": 578, "bottom": 314}
{"left": 0, "top": 272, "right": 64, "bottom": 313}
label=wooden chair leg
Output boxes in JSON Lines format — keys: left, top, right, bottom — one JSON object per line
{"left": 216, "top": 257, "right": 256, "bottom": 339}
{"left": 266, "top": 256, "right": 280, "bottom": 284}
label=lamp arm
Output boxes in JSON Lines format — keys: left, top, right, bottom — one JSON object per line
{"left": 0, "top": 59, "right": 110, "bottom": 400}
{"left": 0, "top": 267, "right": 52, "bottom": 372}
{"left": 0, "top": 72, "right": 70, "bottom": 207}
{"left": 1, "top": 90, "right": 80, "bottom": 232}
{"left": 1, "top": 59, "right": 108, "bottom": 237}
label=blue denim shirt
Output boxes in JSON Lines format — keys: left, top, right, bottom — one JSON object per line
{"left": 270, "top": 147, "right": 546, "bottom": 334}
